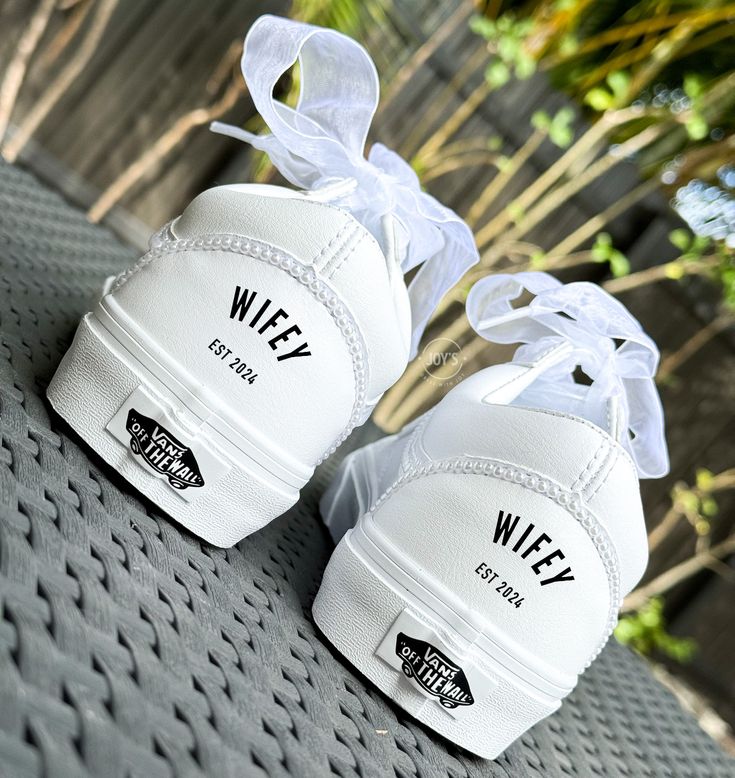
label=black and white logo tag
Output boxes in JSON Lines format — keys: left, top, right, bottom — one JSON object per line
{"left": 395, "top": 632, "right": 474, "bottom": 709}
{"left": 126, "top": 409, "right": 204, "bottom": 490}
{"left": 107, "top": 387, "right": 229, "bottom": 502}
{"left": 376, "top": 610, "right": 497, "bottom": 719}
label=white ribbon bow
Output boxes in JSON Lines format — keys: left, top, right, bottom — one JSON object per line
{"left": 211, "top": 14, "right": 479, "bottom": 357}
{"left": 466, "top": 272, "right": 669, "bottom": 478}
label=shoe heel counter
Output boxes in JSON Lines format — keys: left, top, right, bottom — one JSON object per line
{"left": 175, "top": 184, "right": 410, "bottom": 401}
{"left": 103, "top": 236, "right": 365, "bottom": 467}
{"left": 421, "top": 395, "right": 648, "bottom": 596}
{"left": 367, "top": 465, "right": 615, "bottom": 679}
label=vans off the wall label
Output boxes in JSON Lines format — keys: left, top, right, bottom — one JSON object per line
{"left": 126, "top": 409, "right": 204, "bottom": 490}
{"left": 375, "top": 609, "right": 498, "bottom": 720}
{"left": 107, "top": 386, "right": 230, "bottom": 503}
{"left": 396, "top": 633, "right": 474, "bottom": 709}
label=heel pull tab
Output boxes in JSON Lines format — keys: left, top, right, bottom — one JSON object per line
{"left": 480, "top": 342, "right": 574, "bottom": 406}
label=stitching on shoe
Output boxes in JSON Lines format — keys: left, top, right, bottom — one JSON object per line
{"left": 322, "top": 223, "right": 362, "bottom": 279}
{"left": 582, "top": 443, "right": 616, "bottom": 500}
{"left": 327, "top": 230, "right": 362, "bottom": 279}
{"left": 586, "top": 445, "right": 621, "bottom": 501}
{"left": 480, "top": 342, "right": 563, "bottom": 400}
{"left": 311, "top": 219, "right": 355, "bottom": 274}
{"left": 571, "top": 438, "right": 609, "bottom": 494}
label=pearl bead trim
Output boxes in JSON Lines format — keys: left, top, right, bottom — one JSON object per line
{"left": 111, "top": 225, "right": 368, "bottom": 464}
{"left": 370, "top": 457, "right": 621, "bottom": 663}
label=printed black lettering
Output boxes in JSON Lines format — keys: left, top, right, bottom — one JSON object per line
{"left": 249, "top": 298, "right": 271, "bottom": 329}
{"left": 531, "top": 548, "right": 565, "bottom": 575}
{"left": 520, "top": 532, "right": 551, "bottom": 560}
{"left": 493, "top": 510, "right": 520, "bottom": 545}
{"left": 228, "top": 286, "right": 311, "bottom": 363}
{"left": 512, "top": 522, "right": 534, "bottom": 553}
{"left": 258, "top": 307, "right": 288, "bottom": 335}
{"left": 277, "top": 342, "right": 312, "bottom": 361}
{"left": 491, "top": 508, "right": 575, "bottom": 586}
{"left": 230, "top": 286, "right": 256, "bottom": 321}
{"left": 540, "top": 567, "right": 575, "bottom": 586}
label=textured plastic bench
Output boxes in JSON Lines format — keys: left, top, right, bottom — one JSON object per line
{"left": 1, "top": 159, "right": 733, "bottom": 777}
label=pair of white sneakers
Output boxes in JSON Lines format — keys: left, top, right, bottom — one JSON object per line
{"left": 46, "top": 15, "right": 669, "bottom": 759}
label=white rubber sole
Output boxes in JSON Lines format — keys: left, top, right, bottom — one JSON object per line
{"left": 47, "top": 310, "right": 300, "bottom": 546}
{"left": 313, "top": 518, "right": 564, "bottom": 759}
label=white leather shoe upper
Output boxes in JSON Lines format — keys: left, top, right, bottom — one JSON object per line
{"left": 106, "top": 183, "right": 412, "bottom": 474}
{"left": 419, "top": 366, "right": 649, "bottom": 596}
{"left": 173, "top": 184, "right": 412, "bottom": 403}
{"left": 321, "top": 272, "right": 669, "bottom": 687}
{"left": 322, "top": 362, "right": 646, "bottom": 679}
{"left": 53, "top": 13, "right": 479, "bottom": 546}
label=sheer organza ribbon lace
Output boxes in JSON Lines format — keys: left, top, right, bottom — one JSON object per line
{"left": 466, "top": 272, "right": 669, "bottom": 479}
{"left": 211, "top": 14, "right": 479, "bottom": 357}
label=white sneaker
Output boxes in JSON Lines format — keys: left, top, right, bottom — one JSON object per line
{"left": 314, "top": 272, "right": 668, "bottom": 758}
{"left": 46, "top": 16, "right": 477, "bottom": 546}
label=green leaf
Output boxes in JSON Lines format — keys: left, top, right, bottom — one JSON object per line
{"left": 548, "top": 107, "right": 575, "bottom": 148}
{"left": 640, "top": 605, "right": 662, "bottom": 628}
{"left": 685, "top": 114, "right": 709, "bottom": 141}
{"left": 469, "top": 15, "right": 495, "bottom": 40}
{"left": 591, "top": 232, "right": 612, "bottom": 261}
{"left": 549, "top": 125, "right": 573, "bottom": 148}
{"left": 515, "top": 55, "right": 536, "bottom": 80}
{"left": 701, "top": 497, "right": 719, "bottom": 518}
{"left": 554, "top": 107, "right": 575, "bottom": 125}
{"left": 496, "top": 15, "right": 513, "bottom": 34}
{"left": 614, "top": 619, "right": 639, "bottom": 642}
{"left": 531, "top": 110, "right": 551, "bottom": 131}
{"left": 669, "top": 229, "right": 691, "bottom": 252}
{"left": 584, "top": 87, "right": 614, "bottom": 111}
{"left": 665, "top": 261, "right": 685, "bottom": 280}
{"left": 615, "top": 597, "right": 697, "bottom": 663}
{"left": 485, "top": 60, "right": 511, "bottom": 89}
{"left": 678, "top": 489, "right": 699, "bottom": 513}
{"left": 669, "top": 638, "right": 697, "bottom": 663}
{"left": 610, "top": 250, "right": 631, "bottom": 278}
{"left": 498, "top": 36, "right": 519, "bottom": 62}
{"left": 530, "top": 250, "right": 547, "bottom": 269}
{"left": 507, "top": 201, "right": 525, "bottom": 222}
{"left": 683, "top": 73, "right": 703, "bottom": 100}
{"left": 410, "top": 156, "right": 426, "bottom": 177}
{"left": 606, "top": 70, "right": 630, "bottom": 99}
{"left": 696, "top": 467, "right": 715, "bottom": 491}
{"left": 559, "top": 34, "right": 578, "bottom": 56}
{"left": 691, "top": 234, "right": 712, "bottom": 255}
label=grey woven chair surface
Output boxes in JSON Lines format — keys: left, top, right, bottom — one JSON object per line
{"left": 1, "top": 159, "right": 733, "bottom": 778}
